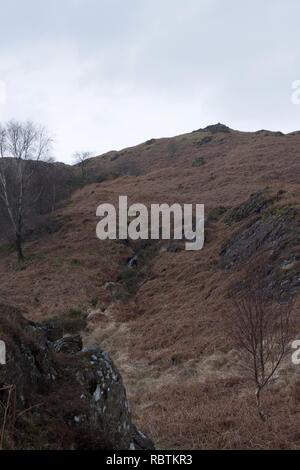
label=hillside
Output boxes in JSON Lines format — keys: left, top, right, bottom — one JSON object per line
{"left": 0, "top": 124, "right": 300, "bottom": 449}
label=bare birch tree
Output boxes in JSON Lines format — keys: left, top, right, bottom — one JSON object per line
{"left": 0, "top": 121, "right": 52, "bottom": 261}
{"left": 73, "top": 151, "right": 91, "bottom": 181}
{"left": 229, "top": 294, "right": 294, "bottom": 421}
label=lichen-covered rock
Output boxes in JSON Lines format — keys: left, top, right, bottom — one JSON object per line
{"left": 70, "top": 347, "right": 132, "bottom": 449}
{"left": 0, "top": 303, "right": 151, "bottom": 449}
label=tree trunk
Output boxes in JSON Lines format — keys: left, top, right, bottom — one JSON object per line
{"left": 255, "top": 387, "right": 266, "bottom": 422}
{"left": 16, "top": 170, "right": 24, "bottom": 262}
{"left": 52, "top": 183, "right": 56, "bottom": 212}
{"left": 16, "top": 232, "right": 24, "bottom": 262}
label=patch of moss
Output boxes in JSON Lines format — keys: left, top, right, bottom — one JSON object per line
{"left": 118, "top": 240, "right": 159, "bottom": 297}
{"left": 88, "top": 297, "right": 99, "bottom": 308}
{"left": 192, "top": 156, "right": 206, "bottom": 167}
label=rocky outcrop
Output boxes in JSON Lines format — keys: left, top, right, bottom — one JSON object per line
{"left": 224, "top": 190, "right": 276, "bottom": 225}
{"left": 203, "top": 123, "right": 231, "bottom": 134}
{"left": 0, "top": 303, "right": 154, "bottom": 450}
{"left": 52, "top": 334, "right": 82, "bottom": 354}
{"left": 220, "top": 205, "right": 300, "bottom": 300}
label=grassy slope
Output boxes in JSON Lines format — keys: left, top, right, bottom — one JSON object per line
{"left": 0, "top": 126, "right": 300, "bottom": 449}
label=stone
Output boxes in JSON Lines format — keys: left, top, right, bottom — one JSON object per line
{"left": 52, "top": 335, "right": 83, "bottom": 354}
{"left": 130, "top": 425, "right": 155, "bottom": 450}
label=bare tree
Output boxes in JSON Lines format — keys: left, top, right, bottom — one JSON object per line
{"left": 73, "top": 151, "right": 92, "bottom": 180}
{"left": 0, "top": 120, "right": 52, "bottom": 261}
{"left": 229, "top": 294, "right": 294, "bottom": 421}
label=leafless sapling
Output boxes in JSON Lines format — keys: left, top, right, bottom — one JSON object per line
{"left": 230, "top": 294, "right": 294, "bottom": 421}
{"left": 73, "top": 151, "right": 92, "bottom": 181}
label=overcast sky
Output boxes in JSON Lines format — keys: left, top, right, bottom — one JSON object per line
{"left": 0, "top": 0, "right": 300, "bottom": 163}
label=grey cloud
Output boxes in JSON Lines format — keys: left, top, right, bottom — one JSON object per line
{"left": 0, "top": 0, "right": 300, "bottom": 162}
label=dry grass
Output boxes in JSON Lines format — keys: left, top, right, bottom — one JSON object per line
{"left": 134, "top": 378, "right": 300, "bottom": 450}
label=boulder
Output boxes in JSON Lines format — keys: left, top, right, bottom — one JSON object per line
{"left": 131, "top": 425, "right": 155, "bottom": 450}
{"left": 0, "top": 303, "right": 153, "bottom": 450}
